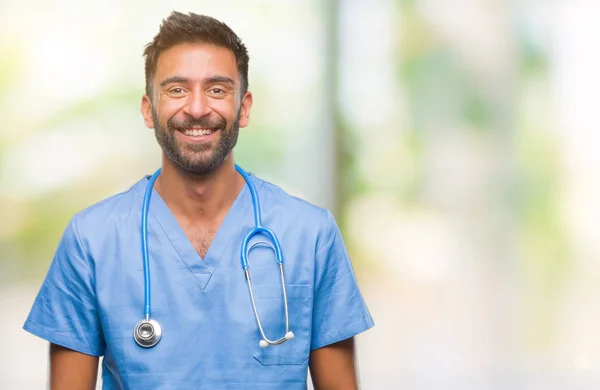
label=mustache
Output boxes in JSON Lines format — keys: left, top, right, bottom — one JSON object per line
{"left": 167, "top": 116, "right": 226, "bottom": 130}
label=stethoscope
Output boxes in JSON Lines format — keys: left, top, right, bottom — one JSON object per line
{"left": 133, "top": 164, "right": 294, "bottom": 349}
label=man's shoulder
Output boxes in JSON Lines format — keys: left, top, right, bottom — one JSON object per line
{"left": 253, "top": 174, "right": 335, "bottom": 231}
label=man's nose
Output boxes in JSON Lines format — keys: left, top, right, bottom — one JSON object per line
{"left": 184, "top": 91, "right": 210, "bottom": 119}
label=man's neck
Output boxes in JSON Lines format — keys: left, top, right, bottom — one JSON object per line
{"left": 154, "top": 155, "right": 245, "bottom": 223}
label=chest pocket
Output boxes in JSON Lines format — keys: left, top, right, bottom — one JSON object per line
{"left": 250, "top": 283, "right": 313, "bottom": 366}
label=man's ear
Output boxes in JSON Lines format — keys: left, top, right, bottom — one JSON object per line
{"left": 238, "top": 91, "right": 253, "bottom": 128}
{"left": 141, "top": 95, "right": 155, "bottom": 129}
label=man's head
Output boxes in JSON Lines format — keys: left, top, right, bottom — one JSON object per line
{"left": 141, "top": 12, "right": 252, "bottom": 176}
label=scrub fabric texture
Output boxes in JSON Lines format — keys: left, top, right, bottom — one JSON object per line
{"left": 23, "top": 172, "right": 374, "bottom": 389}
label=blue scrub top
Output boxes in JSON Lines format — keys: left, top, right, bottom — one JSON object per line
{"left": 23, "top": 171, "right": 374, "bottom": 389}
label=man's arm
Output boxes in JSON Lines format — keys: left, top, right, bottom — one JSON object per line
{"left": 50, "top": 343, "right": 99, "bottom": 390}
{"left": 309, "top": 337, "right": 358, "bottom": 390}
{"left": 308, "top": 211, "right": 374, "bottom": 388}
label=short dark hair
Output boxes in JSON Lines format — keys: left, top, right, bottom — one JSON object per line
{"left": 143, "top": 11, "right": 249, "bottom": 98}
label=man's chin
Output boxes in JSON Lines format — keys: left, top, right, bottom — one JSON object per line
{"left": 175, "top": 155, "right": 222, "bottom": 175}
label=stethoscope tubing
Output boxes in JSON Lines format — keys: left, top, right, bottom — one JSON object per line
{"left": 142, "top": 169, "right": 161, "bottom": 319}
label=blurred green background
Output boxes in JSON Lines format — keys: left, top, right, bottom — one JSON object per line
{"left": 2, "top": 0, "right": 600, "bottom": 388}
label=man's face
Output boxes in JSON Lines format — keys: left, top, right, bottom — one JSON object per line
{"left": 141, "top": 43, "right": 252, "bottom": 175}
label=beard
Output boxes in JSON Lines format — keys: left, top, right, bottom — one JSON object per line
{"left": 152, "top": 108, "right": 240, "bottom": 176}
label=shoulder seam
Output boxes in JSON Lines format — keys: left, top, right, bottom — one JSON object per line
{"left": 315, "top": 209, "right": 336, "bottom": 256}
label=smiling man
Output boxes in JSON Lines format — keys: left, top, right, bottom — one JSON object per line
{"left": 23, "top": 11, "right": 374, "bottom": 390}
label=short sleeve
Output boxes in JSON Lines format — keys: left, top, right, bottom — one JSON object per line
{"left": 310, "top": 211, "right": 374, "bottom": 350}
{"left": 23, "top": 216, "right": 105, "bottom": 357}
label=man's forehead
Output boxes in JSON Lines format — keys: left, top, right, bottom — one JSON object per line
{"left": 155, "top": 43, "right": 238, "bottom": 80}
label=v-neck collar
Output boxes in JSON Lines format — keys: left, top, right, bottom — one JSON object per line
{"left": 133, "top": 171, "right": 260, "bottom": 290}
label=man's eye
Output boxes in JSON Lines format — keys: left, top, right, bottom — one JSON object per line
{"left": 210, "top": 88, "right": 224, "bottom": 95}
{"left": 169, "top": 88, "right": 184, "bottom": 94}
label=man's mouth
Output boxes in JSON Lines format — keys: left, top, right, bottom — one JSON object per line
{"left": 180, "top": 127, "right": 218, "bottom": 137}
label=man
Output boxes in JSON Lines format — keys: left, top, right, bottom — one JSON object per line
{"left": 23, "top": 11, "right": 374, "bottom": 390}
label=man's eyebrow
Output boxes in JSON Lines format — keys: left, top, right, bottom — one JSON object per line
{"left": 159, "top": 76, "right": 236, "bottom": 88}
{"left": 205, "top": 76, "right": 235, "bottom": 86}
{"left": 159, "top": 76, "right": 190, "bottom": 88}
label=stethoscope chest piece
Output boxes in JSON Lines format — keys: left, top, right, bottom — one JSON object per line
{"left": 134, "top": 318, "right": 162, "bottom": 348}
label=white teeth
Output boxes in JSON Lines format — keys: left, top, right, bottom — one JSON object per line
{"left": 183, "top": 128, "right": 214, "bottom": 137}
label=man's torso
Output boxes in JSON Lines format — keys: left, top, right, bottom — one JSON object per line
{"left": 74, "top": 173, "right": 329, "bottom": 389}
